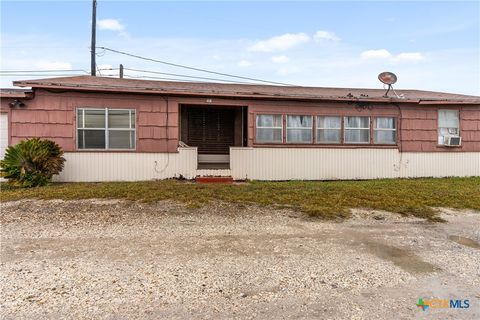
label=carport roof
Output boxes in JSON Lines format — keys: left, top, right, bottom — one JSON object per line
{"left": 13, "top": 75, "right": 480, "bottom": 104}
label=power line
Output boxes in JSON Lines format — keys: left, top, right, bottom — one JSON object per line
{"left": 124, "top": 73, "right": 252, "bottom": 84}
{"left": 0, "top": 69, "right": 89, "bottom": 73}
{"left": 3, "top": 72, "right": 372, "bottom": 101}
{"left": 96, "top": 64, "right": 102, "bottom": 76}
{"left": 2, "top": 46, "right": 89, "bottom": 49}
{"left": 0, "top": 68, "right": 282, "bottom": 86}
{"left": 0, "top": 74, "right": 97, "bottom": 77}
{"left": 0, "top": 68, "right": 117, "bottom": 74}
{"left": 123, "top": 74, "right": 208, "bottom": 83}
{"left": 97, "top": 46, "right": 297, "bottom": 86}
{"left": 124, "top": 68, "right": 258, "bottom": 85}
{"left": 1, "top": 68, "right": 283, "bottom": 87}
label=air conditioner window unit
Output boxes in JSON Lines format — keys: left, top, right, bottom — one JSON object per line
{"left": 443, "top": 136, "right": 461, "bottom": 147}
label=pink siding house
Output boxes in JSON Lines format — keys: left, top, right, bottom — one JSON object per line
{"left": 1, "top": 76, "right": 479, "bottom": 181}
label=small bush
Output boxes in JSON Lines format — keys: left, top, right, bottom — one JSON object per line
{"left": 0, "top": 138, "right": 66, "bottom": 187}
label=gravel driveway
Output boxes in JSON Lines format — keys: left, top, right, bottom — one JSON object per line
{"left": 1, "top": 200, "right": 479, "bottom": 319}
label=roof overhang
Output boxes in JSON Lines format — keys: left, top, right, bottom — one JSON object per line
{"left": 418, "top": 100, "right": 480, "bottom": 105}
{"left": 12, "top": 80, "right": 422, "bottom": 103}
{"left": 12, "top": 77, "right": 480, "bottom": 105}
{"left": 0, "top": 89, "right": 34, "bottom": 99}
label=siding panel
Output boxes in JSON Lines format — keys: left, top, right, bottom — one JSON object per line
{"left": 56, "top": 147, "right": 197, "bottom": 182}
{"left": 230, "top": 148, "right": 480, "bottom": 180}
{"left": 53, "top": 147, "right": 479, "bottom": 182}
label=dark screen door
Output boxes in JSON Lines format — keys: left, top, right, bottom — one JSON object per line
{"left": 186, "top": 108, "right": 235, "bottom": 154}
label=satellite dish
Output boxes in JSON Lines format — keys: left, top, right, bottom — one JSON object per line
{"left": 378, "top": 71, "right": 397, "bottom": 85}
{"left": 378, "top": 72, "right": 399, "bottom": 98}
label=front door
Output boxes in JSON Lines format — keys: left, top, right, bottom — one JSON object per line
{"left": 186, "top": 107, "right": 235, "bottom": 155}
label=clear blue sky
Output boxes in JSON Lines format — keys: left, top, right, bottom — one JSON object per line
{"left": 1, "top": 1, "right": 479, "bottom": 94}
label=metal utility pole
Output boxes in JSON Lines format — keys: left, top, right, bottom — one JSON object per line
{"left": 90, "top": 0, "right": 97, "bottom": 76}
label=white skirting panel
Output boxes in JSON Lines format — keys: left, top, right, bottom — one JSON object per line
{"left": 398, "top": 152, "right": 480, "bottom": 178}
{"left": 55, "top": 147, "right": 479, "bottom": 182}
{"left": 230, "top": 147, "right": 480, "bottom": 181}
{"left": 56, "top": 147, "right": 198, "bottom": 182}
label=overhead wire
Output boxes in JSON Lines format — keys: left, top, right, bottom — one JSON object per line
{"left": 2, "top": 47, "right": 297, "bottom": 87}
{"left": 0, "top": 69, "right": 89, "bottom": 73}
{"left": 96, "top": 46, "right": 297, "bottom": 86}
{"left": 123, "top": 74, "right": 206, "bottom": 83}
{"left": 124, "top": 68, "right": 258, "bottom": 84}
{"left": 0, "top": 74, "right": 91, "bottom": 77}
{"left": 95, "top": 48, "right": 107, "bottom": 57}
{"left": 0, "top": 68, "right": 119, "bottom": 77}
{"left": 96, "top": 64, "right": 102, "bottom": 76}
{"left": 2, "top": 46, "right": 89, "bottom": 49}
{"left": 2, "top": 67, "right": 283, "bottom": 85}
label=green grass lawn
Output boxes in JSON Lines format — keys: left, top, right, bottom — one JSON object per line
{"left": 1, "top": 177, "right": 479, "bottom": 221}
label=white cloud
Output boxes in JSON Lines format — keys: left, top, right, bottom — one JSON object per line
{"left": 238, "top": 60, "right": 252, "bottom": 67}
{"left": 97, "top": 64, "right": 113, "bottom": 70}
{"left": 35, "top": 61, "right": 72, "bottom": 70}
{"left": 276, "top": 66, "right": 301, "bottom": 76}
{"left": 314, "top": 30, "right": 340, "bottom": 42}
{"left": 98, "top": 19, "right": 125, "bottom": 31}
{"left": 394, "top": 52, "right": 425, "bottom": 62}
{"left": 361, "top": 49, "right": 426, "bottom": 63}
{"left": 361, "top": 49, "right": 392, "bottom": 59}
{"left": 271, "top": 55, "right": 290, "bottom": 63}
{"left": 249, "top": 33, "right": 310, "bottom": 52}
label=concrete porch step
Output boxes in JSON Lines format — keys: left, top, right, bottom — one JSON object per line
{"left": 196, "top": 176, "right": 234, "bottom": 183}
{"left": 196, "top": 168, "right": 232, "bottom": 177}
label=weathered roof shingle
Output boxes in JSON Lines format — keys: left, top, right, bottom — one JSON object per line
{"left": 12, "top": 76, "right": 480, "bottom": 104}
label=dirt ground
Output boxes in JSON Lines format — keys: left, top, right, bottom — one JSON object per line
{"left": 1, "top": 199, "right": 479, "bottom": 319}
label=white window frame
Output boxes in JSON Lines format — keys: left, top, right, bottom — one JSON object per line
{"left": 255, "top": 114, "right": 283, "bottom": 143}
{"left": 373, "top": 117, "right": 396, "bottom": 145}
{"left": 286, "top": 115, "right": 313, "bottom": 144}
{"left": 316, "top": 115, "right": 341, "bottom": 144}
{"left": 438, "top": 109, "right": 460, "bottom": 145}
{"left": 77, "top": 108, "right": 136, "bottom": 150}
{"left": 344, "top": 116, "right": 370, "bottom": 144}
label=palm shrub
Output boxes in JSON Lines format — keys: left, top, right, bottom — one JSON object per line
{"left": 0, "top": 138, "right": 66, "bottom": 187}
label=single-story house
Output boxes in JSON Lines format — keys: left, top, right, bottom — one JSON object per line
{"left": 1, "top": 76, "right": 479, "bottom": 181}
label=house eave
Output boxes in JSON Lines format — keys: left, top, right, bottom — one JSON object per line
{"left": 12, "top": 78, "right": 480, "bottom": 105}
{"left": 0, "top": 89, "right": 34, "bottom": 99}
{"left": 13, "top": 81, "right": 424, "bottom": 104}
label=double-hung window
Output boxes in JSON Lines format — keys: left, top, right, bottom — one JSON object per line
{"left": 255, "top": 114, "right": 283, "bottom": 143}
{"left": 374, "top": 117, "right": 396, "bottom": 144}
{"left": 317, "top": 116, "right": 341, "bottom": 143}
{"left": 287, "top": 115, "right": 312, "bottom": 143}
{"left": 77, "top": 108, "right": 136, "bottom": 149}
{"left": 438, "top": 109, "right": 459, "bottom": 145}
{"left": 344, "top": 116, "right": 370, "bottom": 143}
